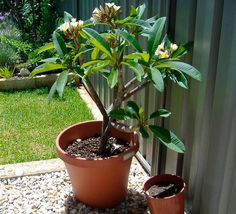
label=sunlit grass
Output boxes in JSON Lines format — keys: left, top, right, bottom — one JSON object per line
{"left": 0, "top": 87, "right": 93, "bottom": 164}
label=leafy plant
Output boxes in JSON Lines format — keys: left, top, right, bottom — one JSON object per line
{"left": 0, "top": 18, "right": 22, "bottom": 40}
{"left": 0, "top": 35, "right": 32, "bottom": 57}
{"left": 1, "top": 0, "right": 58, "bottom": 45}
{"left": 0, "top": 43, "right": 19, "bottom": 68}
{"left": 32, "top": 3, "right": 202, "bottom": 155}
{"left": 0, "top": 66, "right": 14, "bottom": 79}
{"left": 38, "top": 0, "right": 58, "bottom": 43}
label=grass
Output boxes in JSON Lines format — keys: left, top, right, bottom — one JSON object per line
{"left": 0, "top": 87, "right": 94, "bottom": 165}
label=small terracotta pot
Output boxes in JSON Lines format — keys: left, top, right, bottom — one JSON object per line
{"left": 143, "top": 174, "right": 186, "bottom": 214}
{"left": 56, "top": 120, "right": 139, "bottom": 209}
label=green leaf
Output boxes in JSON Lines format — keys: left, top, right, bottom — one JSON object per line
{"left": 124, "top": 52, "right": 150, "bottom": 62}
{"left": 81, "top": 60, "right": 103, "bottom": 69}
{"left": 40, "top": 57, "right": 60, "bottom": 63}
{"left": 149, "top": 125, "right": 185, "bottom": 153}
{"left": 74, "top": 45, "right": 94, "bottom": 62}
{"left": 172, "top": 41, "right": 193, "bottom": 58}
{"left": 149, "top": 125, "right": 171, "bottom": 143}
{"left": 146, "top": 15, "right": 158, "bottom": 24}
{"left": 139, "top": 107, "right": 145, "bottom": 120}
{"left": 100, "top": 69, "right": 110, "bottom": 79}
{"left": 122, "top": 60, "right": 144, "bottom": 81}
{"left": 56, "top": 70, "right": 68, "bottom": 98}
{"left": 168, "top": 132, "right": 185, "bottom": 153}
{"left": 139, "top": 125, "right": 149, "bottom": 138}
{"left": 64, "top": 11, "right": 73, "bottom": 22}
{"left": 115, "top": 16, "right": 133, "bottom": 25}
{"left": 116, "top": 29, "right": 142, "bottom": 52}
{"left": 147, "top": 17, "right": 166, "bottom": 57}
{"left": 127, "top": 101, "right": 139, "bottom": 116}
{"left": 149, "top": 109, "right": 171, "bottom": 119}
{"left": 90, "top": 60, "right": 110, "bottom": 73}
{"left": 37, "top": 43, "right": 54, "bottom": 54}
{"left": 138, "top": 59, "right": 150, "bottom": 67}
{"left": 148, "top": 67, "right": 164, "bottom": 92}
{"left": 171, "top": 70, "right": 188, "bottom": 89}
{"left": 52, "top": 31, "right": 67, "bottom": 58}
{"left": 163, "top": 34, "right": 171, "bottom": 49}
{"left": 82, "top": 28, "right": 112, "bottom": 58}
{"left": 74, "top": 67, "right": 85, "bottom": 78}
{"left": 164, "top": 61, "right": 202, "bottom": 81}
{"left": 136, "top": 4, "right": 146, "bottom": 18}
{"left": 31, "top": 63, "right": 65, "bottom": 76}
{"left": 130, "top": 5, "right": 138, "bottom": 17}
{"left": 107, "top": 69, "right": 118, "bottom": 88}
{"left": 48, "top": 81, "right": 57, "bottom": 102}
{"left": 91, "top": 47, "right": 100, "bottom": 60}
{"left": 109, "top": 108, "right": 132, "bottom": 120}
{"left": 128, "top": 19, "right": 151, "bottom": 29}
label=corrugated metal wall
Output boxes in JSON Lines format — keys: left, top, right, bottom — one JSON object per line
{"left": 57, "top": 1, "right": 236, "bottom": 213}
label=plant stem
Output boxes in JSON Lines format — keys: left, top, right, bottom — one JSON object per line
{"left": 124, "top": 79, "right": 150, "bottom": 100}
{"left": 113, "top": 65, "right": 125, "bottom": 108}
{"left": 83, "top": 77, "right": 109, "bottom": 125}
{"left": 124, "top": 77, "right": 137, "bottom": 93}
{"left": 98, "top": 65, "right": 125, "bottom": 154}
{"left": 98, "top": 117, "right": 112, "bottom": 154}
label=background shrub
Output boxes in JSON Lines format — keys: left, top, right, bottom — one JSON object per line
{"left": 0, "top": 43, "right": 19, "bottom": 68}
{"left": 0, "top": 0, "right": 59, "bottom": 46}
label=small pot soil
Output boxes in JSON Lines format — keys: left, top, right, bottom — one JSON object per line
{"left": 56, "top": 120, "right": 139, "bottom": 209}
{"left": 143, "top": 174, "right": 186, "bottom": 214}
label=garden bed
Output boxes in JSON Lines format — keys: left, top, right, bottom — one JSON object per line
{"left": 0, "top": 73, "right": 79, "bottom": 91}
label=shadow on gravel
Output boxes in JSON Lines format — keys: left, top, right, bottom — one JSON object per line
{"left": 63, "top": 189, "right": 148, "bottom": 214}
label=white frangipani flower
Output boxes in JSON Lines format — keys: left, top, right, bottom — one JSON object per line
{"left": 155, "top": 43, "right": 170, "bottom": 59}
{"left": 105, "top": 3, "right": 115, "bottom": 7}
{"left": 113, "top": 5, "right": 121, "bottom": 11}
{"left": 157, "top": 42, "right": 165, "bottom": 51}
{"left": 78, "top": 20, "right": 84, "bottom": 27}
{"left": 93, "top": 8, "right": 100, "bottom": 14}
{"left": 170, "top": 43, "right": 178, "bottom": 52}
{"left": 58, "top": 22, "right": 69, "bottom": 32}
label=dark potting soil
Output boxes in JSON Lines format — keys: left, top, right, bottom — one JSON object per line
{"left": 147, "top": 182, "right": 182, "bottom": 198}
{"left": 65, "top": 136, "right": 130, "bottom": 159}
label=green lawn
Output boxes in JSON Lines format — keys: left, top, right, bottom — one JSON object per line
{"left": 0, "top": 87, "right": 93, "bottom": 164}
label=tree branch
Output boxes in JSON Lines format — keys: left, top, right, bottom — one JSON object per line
{"left": 124, "top": 77, "right": 136, "bottom": 93}
{"left": 124, "top": 79, "right": 150, "bottom": 100}
{"left": 83, "top": 77, "right": 108, "bottom": 122}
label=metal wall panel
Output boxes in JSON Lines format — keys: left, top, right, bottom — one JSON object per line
{"left": 58, "top": 0, "right": 236, "bottom": 213}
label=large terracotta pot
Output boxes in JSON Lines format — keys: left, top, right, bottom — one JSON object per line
{"left": 143, "top": 174, "right": 186, "bottom": 214}
{"left": 56, "top": 120, "right": 139, "bottom": 209}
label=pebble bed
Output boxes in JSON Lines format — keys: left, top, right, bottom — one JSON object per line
{"left": 0, "top": 161, "right": 150, "bottom": 214}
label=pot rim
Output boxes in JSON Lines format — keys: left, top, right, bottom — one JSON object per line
{"left": 143, "top": 174, "right": 186, "bottom": 200}
{"left": 56, "top": 120, "right": 139, "bottom": 166}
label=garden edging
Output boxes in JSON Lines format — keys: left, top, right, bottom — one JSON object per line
{"left": 0, "top": 73, "right": 79, "bottom": 91}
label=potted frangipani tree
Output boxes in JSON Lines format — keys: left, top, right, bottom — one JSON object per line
{"left": 31, "top": 3, "right": 201, "bottom": 210}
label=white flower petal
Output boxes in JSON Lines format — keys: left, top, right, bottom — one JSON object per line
{"left": 105, "top": 3, "right": 115, "bottom": 7}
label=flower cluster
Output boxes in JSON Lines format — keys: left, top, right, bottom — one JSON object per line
{"left": 155, "top": 42, "right": 178, "bottom": 59}
{"left": 91, "top": 3, "right": 120, "bottom": 24}
{"left": 58, "top": 18, "right": 84, "bottom": 39}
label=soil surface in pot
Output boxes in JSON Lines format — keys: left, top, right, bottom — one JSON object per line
{"left": 65, "top": 136, "right": 130, "bottom": 159}
{"left": 146, "top": 182, "right": 182, "bottom": 198}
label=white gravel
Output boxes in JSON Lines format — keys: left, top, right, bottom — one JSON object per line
{"left": 0, "top": 160, "right": 150, "bottom": 214}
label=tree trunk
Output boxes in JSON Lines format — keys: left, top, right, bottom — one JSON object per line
{"left": 98, "top": 65, "right": 125, "bottom": 154}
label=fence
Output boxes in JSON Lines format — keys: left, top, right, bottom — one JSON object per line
{"left": 57, "top": 1, "right": 236, "bottom": 213}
